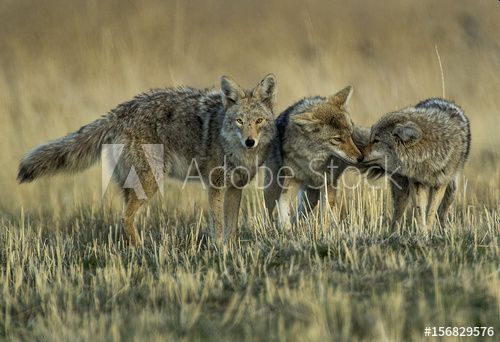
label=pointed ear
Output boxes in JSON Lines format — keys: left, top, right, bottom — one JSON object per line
{"left": 393, "top": 121, "right": 422, "bottom": 146}
{"left": 221, "top": 76, "right": 245, "bottom": 107}
{"left": 253, "top": 73, "right": 277, "bottom": 109}
{"left": 291, "top": 112, "right": 321, "bottom": 131}
{"left": 328, "top": 86, "right": 353, "bottom": 108}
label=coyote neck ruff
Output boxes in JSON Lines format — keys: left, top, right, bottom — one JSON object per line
{"left": 18, "top": 74, "right": 278, "bottom": 246}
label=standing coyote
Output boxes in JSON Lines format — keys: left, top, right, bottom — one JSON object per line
{"left": 362, "top": 98, "right": 471, "bottom": 230}
{"left": 264, "top": 86, "right": 363, "bottom": 229}
{"left": 18, "top": 74, "right": 277, "bottom": 246}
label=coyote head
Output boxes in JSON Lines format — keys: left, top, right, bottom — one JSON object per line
{"left": 363, "top": 112, "right": 423, "bottom": 173}
{"left": 291, "top": 86, "right": 363, "bottom": 164}
{"left": 220, "top": 74, "right": 277, "bottom": 150}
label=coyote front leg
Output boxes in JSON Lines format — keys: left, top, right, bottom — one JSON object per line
{"left": 224, "top": 186, "right": 242, "bottom": 241}
{"left": 410, "top": 182, "right": 428, "bottom": 230}
{"left": 297, "top": 187, "right": 320, "bottom": 219}
{"left": 426, "top": 183, "right": 447, "bottom": 229}
{"left": 390, "top": 175, "right": 410, "bottom": 231}
{"left": 277, "top": 177, "right": 301, "bottom": 231}
{"left": 264, "top": 160, "right": 283, "bottom": 219}
{"left": 208, "top": 187, "right": 225, "bottom": 241}
{"left": 325, "top": 183, "right": 338, "bottom": 209}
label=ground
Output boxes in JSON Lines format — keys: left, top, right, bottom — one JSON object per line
{"left": 1, "top": 182, "right": 498, "bottom": 340}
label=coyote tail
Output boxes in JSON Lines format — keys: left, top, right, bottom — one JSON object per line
{"left": 17, "top": 117, "right": 115, "bottom": 183}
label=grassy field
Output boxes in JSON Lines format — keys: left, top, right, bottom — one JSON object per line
{"left": 1, "top": 0, "right": 499, "bottom": 340}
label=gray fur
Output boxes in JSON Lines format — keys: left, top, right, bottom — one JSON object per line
{"left": 264, "top": 86, "right": 363, "bottom": 229}
{"left": 392, "top": 121, "right": 422, "bottom": 146}
{"left": 18, "top": 74, "right": 278, "bottom": 245}
{"left": 18, "top": 117, "right": 115, "bottom": 182}
{"left": 363, "top": 97, "right": 471, "bottom": 229}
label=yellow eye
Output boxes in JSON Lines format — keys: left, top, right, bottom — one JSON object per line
{"left": 236, "top": 118, "right": 244, "bottom": 125}
{"left": 332, "top": 136, "right": 342, "bottom": 143}
{"left": 256, "top": 117, "right": 265, "bottom": 124}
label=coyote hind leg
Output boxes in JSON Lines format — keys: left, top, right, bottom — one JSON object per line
{"left": 120, "top": 168, "right": 161, "bottom": 246}
{"left": 112, "top": 143, "right": 165, "bottom": 246}
{"left": 390, "top": 175, "right": 410, "bottom": 231}
{"left": 438, "top": 178, "right": 457, "bottom": 224}
{"left": 122, "top": 189, "right": 146, "bottom": 246}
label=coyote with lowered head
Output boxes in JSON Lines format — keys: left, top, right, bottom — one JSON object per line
{"left": 18, "top": 74, "right": 277, "bottom": 246}
{"left": 264, "top": 86, "right": 363, "bottom": 229}
{"left": 362, "top": 98, "right": 471, "bottom": 230}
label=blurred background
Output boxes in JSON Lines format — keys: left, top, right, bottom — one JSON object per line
{"left": 1, "top": 0, "right": 499, "bottom": 214}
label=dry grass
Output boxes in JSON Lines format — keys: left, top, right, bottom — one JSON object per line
{"left": 0, "top": 0, "right": 499, "bottom": 340}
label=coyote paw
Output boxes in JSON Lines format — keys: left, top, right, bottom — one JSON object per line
{"left": 281, "top": 220, "right": 292, "bottom": 233}
{"left": 124, "top": 231, "right": 142, "bottom": 248}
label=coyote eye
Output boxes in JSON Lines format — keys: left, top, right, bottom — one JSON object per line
{"left": 236, "top": 118, "right": 244, "bottom": 125}
{"left": 331, "top": 136, "right": 342, "bottom": 143}
{"left": 256, "top": 117, "right": 265, "bottom": 124}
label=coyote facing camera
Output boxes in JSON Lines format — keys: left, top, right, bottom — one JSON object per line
{"left": 264, "top": 86, "right": 363, "bottom": 230}
{"left": 363, "top": 98, "right": 471, "bottom": 230}
{"left": 18, "top": 74, "right": 278, "bottom": 246}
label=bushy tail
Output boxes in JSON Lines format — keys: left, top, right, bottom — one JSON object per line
{"left": 17, "top": 117, "right": 115, "bottom": 183}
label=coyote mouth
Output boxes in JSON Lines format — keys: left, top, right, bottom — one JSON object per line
{"left": 362, "top": 157, "right": 383, "bottom": 165}
{"left": 332, "top": 153, "right": 357, "bottom": 164}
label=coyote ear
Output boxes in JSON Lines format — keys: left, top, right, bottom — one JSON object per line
{"left": 328, "top": 86, "right": 353, "bottom": 108}
{"left": 221, "top": 76, "right": 245, "bottom": 107}
{"left": 393, "top": 121, "right": 422, "bottom": 146}
{"left": 291, "top": 112, "right": 321, "bottom": 131}
{"left": 254, "top": 74, "right": 277, "bottom": 109}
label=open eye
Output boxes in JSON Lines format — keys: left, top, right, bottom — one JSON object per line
{"left": 331, "top": 136, "right": 343, "bottom": 143}
{"left": 255, "top": 117, "right": 265, "bottom": 124}
{"left": 236, "top": 118, "right": 244, "bottom": 125}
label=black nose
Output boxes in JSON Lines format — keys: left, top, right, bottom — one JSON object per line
{"left": 357, "top": 155, "right": 364, "bottom": 163}
{"left": 245, "top": 138, "right": 255, "bottom": 148}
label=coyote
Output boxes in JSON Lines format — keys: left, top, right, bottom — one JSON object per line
{"left": 362, "top": 98, "right": 471, "bottom": 230}
{"left": 294, "top": 125, "right": 370, "bottom": 219}
{"left": 18, "top": 74, "right": 278, "bottom": 245}
{"left": 264, "top": 86, "right": 363, "bottom": 229}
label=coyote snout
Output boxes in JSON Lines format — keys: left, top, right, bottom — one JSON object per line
{"left": 236, "top": 120, "right": 265, "bottom": 149}
{"left": 332, "top": 135, "right": 363, "bottom": 164}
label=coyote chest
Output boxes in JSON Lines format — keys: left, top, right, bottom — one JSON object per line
{"left": 286, "top": 151, "right": 332, "bottom": 187}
